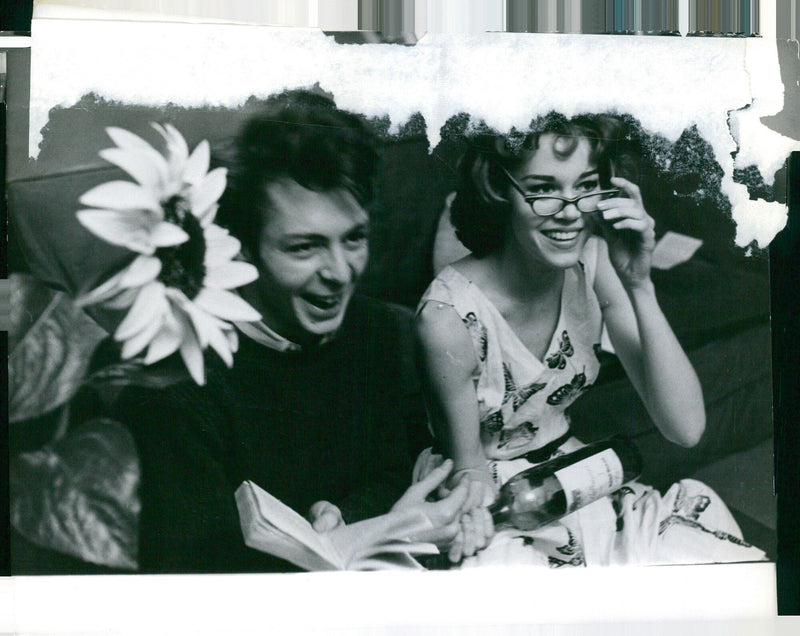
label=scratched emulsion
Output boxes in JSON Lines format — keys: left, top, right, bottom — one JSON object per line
{"left": 29, "top": 20, "right": 799, "bottom": 248}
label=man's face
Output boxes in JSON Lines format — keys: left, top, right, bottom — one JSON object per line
{"left": 254, "top": 178, "right": 369, "bottom": 342}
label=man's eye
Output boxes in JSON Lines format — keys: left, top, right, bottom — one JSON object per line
{"left": 343, "top": 232, "right": 368, "bottom": 249}
{"left": 287, "top": 243, "right": 315, "bottom": 254}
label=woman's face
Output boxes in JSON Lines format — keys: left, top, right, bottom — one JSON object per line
{"left": 503, "top": 133, "right": 599, "bottom": 271}
{"left": 255, "top": 178, "right": 369, "bottom": 342}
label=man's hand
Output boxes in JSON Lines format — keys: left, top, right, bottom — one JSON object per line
{"left": 392, "top": 459, "right": 471, "bottom": 550}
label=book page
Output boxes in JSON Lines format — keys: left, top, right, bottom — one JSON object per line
{"left": 236, "top": 481, "right": 341, "bottom": 571}
{"left": 237, "top": 481, "right": 437, "bottom": 571}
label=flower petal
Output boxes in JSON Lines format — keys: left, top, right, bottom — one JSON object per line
{"left": 118, "top": 255, "right": 162, "bottom": 288}
{"left": 181, "top": 301, "right": 233, "bottom": 368}
{"left": 143, "top": 312, "right": 184, "bottom": 365}
{"left": 77, "top": 209, "right": 159, "bottom": 255}
{"left": 178, "top": 320, "right": 205, "bottom": 385}
{"left": 79, "top": 181, "right": 162, "bottom": 214}
{"left": 183, "top": 139, "right": 210, "bottom": 185}
{"left": 104, "top": 127, "right": 168, "bottom": 186}
{"left": 102, "top": 287, "right": 140, "bottom": 310}
{"left": 176, "top": 295, "right": 227, "bottom": 347}
{"left": 181, "top": 303, "right": 211, "bottom": 348}
{"left": 226, "top": 327, "right": 239, "bottom": 354}
{"left": 120, "top": 311, "right": 164, "bottom": 360}
{"left": 204, "top": 223, "right": 229, "bottom": 241}
{"left": 153, "top": 122, "right": 189, "bottom": 166}
{"left": 206, "top": 322, "right": 234, "bottom": 368}
{"left": 75, "top": 266, "right": 129, "bottom": 306}
{"left": 190, "top": 168, "right": 227, "bottom": 225}
{"left": 152, "top": 123, "right": 189, "bottom": 195}
{"left": 99, "top": 147, "right": 166, "bottom": 191}
{"left": 163, "top": 123, "right": 189, "bottom": 163}
{"left": 106, "top": 127, "right": 159, "bottom": 154}
{"left": 194, "top": 288, "right": 261, "bottom": 322}
{"left": 149, "top": 221, "right": 189, "bottom": 248}
{"left": 204, "top": 230, "right": 243, "bottom": 267}
{"left": 203, "top": 261, "right": 259, "bottom": 290}
{"left": 115, "top": 282, "right": 168, "bottom": 341}
{"left": 197, "top": 204, "right": 218, "bottom": 228}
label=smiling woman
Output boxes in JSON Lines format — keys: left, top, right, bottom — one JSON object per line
{"left": 413, "top": 111, "right": 769, "bottom": 567}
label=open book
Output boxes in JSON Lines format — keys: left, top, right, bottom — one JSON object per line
{"left": 235, "top": 481, "right": 440, "bottom": 571}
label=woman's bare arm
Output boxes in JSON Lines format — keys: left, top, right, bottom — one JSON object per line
{"left": 415, "top": 301, "right": 486, "bottom": 470}
{"left": 594, "top": 237, "right": 705, "bottom": 448}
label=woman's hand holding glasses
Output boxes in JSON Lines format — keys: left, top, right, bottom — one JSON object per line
{"left": 593, "top": 177, "right": 656, "bottom": 290}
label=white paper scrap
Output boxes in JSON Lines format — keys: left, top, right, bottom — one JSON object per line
{"left": 651, "top": 231, "right": 704, "bottom": 270}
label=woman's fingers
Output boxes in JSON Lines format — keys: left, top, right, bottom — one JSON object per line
{"left": 448, "top": 528, "right": 465, "bottom": 563}
{"left": 609, "top": 176, "right": 644, "bottom": 203}
{"left": 463, "top": 478, "right": 485, "bottom": 511}
{"left": 479, "top": 505, "right": 495, "bottom": 543}
{"left": 460, "top": 513, "right": 478, "bottom": 558}
{"left": 602, "top": 217, "right": 651, "bottom": 234}
{"left": 595, "top": 196, "right": 655, "bottom": 246}
{"left": 440, "top": 478, "right": 471, "bottom": 516}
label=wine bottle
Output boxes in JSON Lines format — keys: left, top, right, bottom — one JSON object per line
{"left": 489, "top": 435, "right": 642, "bottom": 531}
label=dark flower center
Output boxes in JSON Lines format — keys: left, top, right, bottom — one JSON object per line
{"left": 156, "top": 194, "right": 206, "bottom": 299}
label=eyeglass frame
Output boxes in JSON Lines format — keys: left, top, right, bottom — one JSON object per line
{"left": 497, "top": 164, "right": 620, "bottom": 217}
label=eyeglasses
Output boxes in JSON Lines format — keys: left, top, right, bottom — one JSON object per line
{"left": 498, "top": 165, "right": 619, "bottom": 217}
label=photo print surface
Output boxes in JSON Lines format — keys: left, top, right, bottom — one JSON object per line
{"left": 7, "top": 16, "right": 796, "bottom": 588}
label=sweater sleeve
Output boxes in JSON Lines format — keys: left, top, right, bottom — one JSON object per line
{"left": 335, "top": 300, "right": 432, "bottom": 523}
{"left": 113, "top": 380, "right": 296, "bottom": 573}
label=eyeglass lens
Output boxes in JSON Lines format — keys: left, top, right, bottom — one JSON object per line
{"left": 531, "top": 193, "right": 606, "bottom": 216}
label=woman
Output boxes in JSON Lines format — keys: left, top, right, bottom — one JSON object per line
{"left": 415, "top": 114, "right": 766, "bottom": 566}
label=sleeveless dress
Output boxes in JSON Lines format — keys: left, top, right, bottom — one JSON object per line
{"left": 416, "top": 237, "right": 766, "bottom": 567}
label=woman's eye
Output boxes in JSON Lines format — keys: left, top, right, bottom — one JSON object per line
{"left": 577, "top": 179, "right": 600, "bottom": 192}
{"left": 527, "top": 183, "right": 554, "bottom": 195}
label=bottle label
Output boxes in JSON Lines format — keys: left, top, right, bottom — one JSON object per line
{"left": 554, "top": 449, "right": 624, "bottom": 514}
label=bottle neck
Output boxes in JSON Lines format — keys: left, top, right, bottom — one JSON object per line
{"left": 489, "top": 500, "right": 512, "bottom": 527}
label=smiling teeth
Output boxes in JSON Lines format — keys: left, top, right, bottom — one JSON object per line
{"left": 544, "top": 230, "right": 579, "bottom": 241}
{"left": 305, "top": 295, "right": 340, "bottom": 309}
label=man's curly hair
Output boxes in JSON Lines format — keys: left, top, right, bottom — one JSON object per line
{"left": 217, "top": 89, "right": 379, "bottom": 257}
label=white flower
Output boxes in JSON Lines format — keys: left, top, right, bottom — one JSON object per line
{"left": 76, "top": 124, "right": 260, "bottom": 385}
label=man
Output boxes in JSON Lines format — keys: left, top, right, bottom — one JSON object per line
{"left": 103, "top": 90, "right": 470, "bottom": 573}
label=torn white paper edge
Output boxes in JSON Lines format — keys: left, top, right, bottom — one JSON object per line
{"left": 29, "top": 19, "right": 800, "bottom": 248}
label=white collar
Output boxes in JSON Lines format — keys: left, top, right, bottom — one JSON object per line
{"left": 235, "top": 318, "right": 337, "bottom": 353}
{"left": 235, "top": 319, "right": 303, "bottom": 353}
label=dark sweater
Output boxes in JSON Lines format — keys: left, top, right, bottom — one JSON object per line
{"left": 108, "top": 296, "right": 428, "bottom": 573}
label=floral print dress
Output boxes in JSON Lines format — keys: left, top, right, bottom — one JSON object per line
{"left": 417, "top": 237, "right": 766, "bottom": 567}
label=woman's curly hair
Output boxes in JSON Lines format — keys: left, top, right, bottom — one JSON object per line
{"left": 450, "top": 113, "right": 640, "bottom": 257}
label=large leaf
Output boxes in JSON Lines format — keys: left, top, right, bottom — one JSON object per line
{"left": 9, "top": 273, "right": 108, "bottom": 423}
{"left": 10, "top": 418, "right": 140, "bottom": 570}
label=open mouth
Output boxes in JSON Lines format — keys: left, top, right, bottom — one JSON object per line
{"left": 301, "top": 293, "right": 343, "bottom": 311}
{"left": 541, "top": 229, "right": 581, "bottom": 242}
